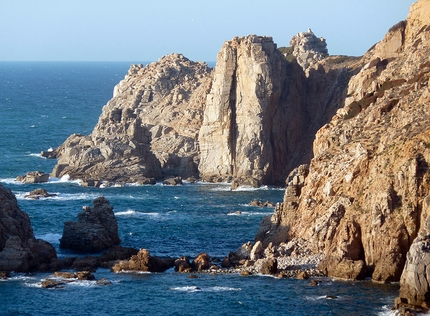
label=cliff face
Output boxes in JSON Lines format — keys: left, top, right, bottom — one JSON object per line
{"left": 52, "top": 54, "right": 212, "bottom": 183}
{"left": 0, "top": 184, "right": 56, "bottom": 272}
{"left": 51, "top": 33, "right": 355, "bottom": 186}
{"left": 256, "top": 0, "right": 430, "bottom": 284}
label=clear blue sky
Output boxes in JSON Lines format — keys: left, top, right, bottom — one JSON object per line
{"left": 0, "top": 0, "right": 415, "bottom": 62}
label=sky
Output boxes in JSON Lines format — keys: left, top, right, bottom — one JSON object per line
{"left": 0, "top": 0, "right": 415, "bottom": 62}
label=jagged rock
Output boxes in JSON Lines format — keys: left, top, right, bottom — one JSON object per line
{"left": 111, "top": 249, "right": 174, "bottom": 273}
{"left": 229, "top": 242, "right": 252, "bottom": 264}
{"left": 191, "top": 253, "right": 211, "bottom": 271}
{"left": 250, "top": 241, "right": 264, "bottom": 261}
{"left": 51, "top": 54, "right": 212, "bottom": 183}
{"left": 221, "top": 256, "right": 233, "bottom": 268}
{"left": 257, "top": 258, "right": 278, "bottom": 275}
{"left": 394, "top": 215, "right": 430, "bottom": 313}
{"left": 24, "top": 188, "right": 57, "bottom": 200}
{"left": 16, "top": 171, "right": 49, "bottom": 184}
{"left": 297, "top": 271, "right": 310, "bottom": 280}
{"left": 163, "top": 177, "right": 182, "bottom": 185}
{"left": 59, "top": 197, "right": 121, "bottom": 253}
{"left": 290, "top": 29, "right": 328, "bottom": 72}
{"left": 0, "top": 184, "right": 57, "bottom": 272}
{"left": 174, "top": 256, "right": 191, "bottom": 272}
{"left": 41, "top": 279, "right": 66, "bottom": 289}
{"left": 255, "top": 0, "right": 430, "bottom": 284}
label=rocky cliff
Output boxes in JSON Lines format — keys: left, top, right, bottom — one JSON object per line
{"left": 256, "top": 0, "right": 430, "bottom": 289}
{"left": 0, "top": 184, "right": 56, "bottom": 272}
{"left": 51, "top": 34, "right": 356, "bottom": 187}
{"left": 52, "top": 54, "right": 212, "bottom": 183}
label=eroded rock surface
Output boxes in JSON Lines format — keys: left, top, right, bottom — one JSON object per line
{"left": 0, "top": 184, "right": 57, "bottom": 272}
{"left": 60, "top": 197, "right": 121, "bottom": 253}
{"left": 256, "top": 0, "right": 430, "bottom": 284}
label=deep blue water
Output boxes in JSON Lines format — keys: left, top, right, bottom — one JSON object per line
{"left": 0, "top": 62, "right": 398, "bottom": 315}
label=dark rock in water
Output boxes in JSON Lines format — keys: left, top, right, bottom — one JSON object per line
{"left": 15, "top": 171, "right": 50, "bottom": 184}
{"left": 59, "top": 196, "right": 121, "bottom": 253}
{"left": 100, "top": 245, "right": 139, "bottom": 262}
{"left": 309, "top": 279, "right": 319, "bottom": 286}
{"left": 163, "top": 177, "right": 183, "bottom": 186}
{"left": 80, "top": 179, "right": 103, "bottom": 188}
{"left": 249, "top": 200, "right": 276, "bottom": 207}
{"left": 174, "top": 256, "right": 192, "bottom": 273}
{"left": 40, "top": 149, "right": 57, "bottom": 159}
{"left": 297, "top": 271, "right": 310, "bottom": 280}
{"left": 137, "top": 177, "right": 156, "bottom": 185}
{"left": 24, "top": 188, "right": 57, "bottom": 200}
{"left": 259, "top": 258, "right": 278, "bottom": 275}
{"left": 75, "top": 271, "right": 95, "bottom": 280}
{"left": 0, "top": 271, "right": 10, "bottom": 279}
{"left": 96, "top": 278, "right": 113, "bottom": 286}
{"left": 0, "top": 184, "right": 57, "bottom": 272}
{"left": 111, "top": 249, "right": 175, "bottom": 273}
{"left": 221, "top": 256, "right": 233, "bottom": 268}
{"left": 71, "top": 256, "right": 100, "bottom": 271}
{"left": 192, "top": 253, "right": 210, "bottom": 271}
{"left": 41, "top": 279, "right": 66, "bottom": 289}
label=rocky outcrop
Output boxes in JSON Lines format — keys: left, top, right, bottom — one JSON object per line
{"left": 111, "top": 249, "right": 174, "bottom": 273}
{"left": 256, "top": 0, "right": 430, "bottom": 284}
{"left": 51, "top": 54, "right": 212, "bottom": 184}
{"left": 290, "top": 29, "right": 328, "bottom": 72}
{"left": 50, "top": 31, "right": 356, "bottom": 188}
{"left": 394, "top": 215, "right": 430, "bottom": 313}
{"left": 24, "top": 188, "right": 57, "bottom": 200}
{"left": 60, "top": 197, "right": 121, "bottom": 253}
{"left": 16, "top": 171, "right": 50, "bottom": 184}
{"left": 0, "top": 184, "right": 57, "bottom": 272}
{"left": 198, "top": 34, "right": 355, "bottom": 187}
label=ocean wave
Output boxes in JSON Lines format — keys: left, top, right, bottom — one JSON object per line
{"left": 37, "top": 233, "right": 61, "bottom": 244}
{"left": 227, "top": 211, "right": 272, "bottom": 216}
{"left": 0, "top": 178, "right": 22, "bottom": 185}
{"left": 170, "top": 286, "right": 241, "bottom": 293}
{"left": 48, "top": 175, "right": 81, "bottom": 185}
{"left": 16, "top": 191, "right": 98, "bottom": 201}
{"left": 115, "top": 210, "right": 160, "bottom": 217}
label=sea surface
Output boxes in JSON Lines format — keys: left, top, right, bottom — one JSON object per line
{"left": 0, "top": 62, "right": 399, "bottom": 315}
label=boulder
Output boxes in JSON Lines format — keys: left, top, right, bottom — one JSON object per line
{"left": 0, "top": 184, "right": 57, "bottom": 272}
{"left": 191, "top": 253, "right": 211, "bottom": 271}
{"left": 174, "top": 256, "right": 192, "bottom": 272}
{"left": 111, "top": 249, "right": 174, "bottom": 273}
{"left": 24, "top": 188, "right": 57, "bottom": 200}
{"left": 59, "top": 197, "right": 121, "bottom": 253}
{"left": 250, "top": 241, "right": 264, "bottom": 261}
{"left": 163, "top": 177, "right": 183, "bottom": 186}
{"left": 16, "top": 171, "right": 50, "bottom": 184}
{"left": 258, "top": 258, "right": 278, "bottom": 275}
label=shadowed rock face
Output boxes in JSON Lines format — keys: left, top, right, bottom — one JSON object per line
{"left": 0, "top": 184, "right": 57, "bottom": 272}
{"left": 256, "top": 0, "right": 430, "bottom": 286}
{"left": 60, "top": 197, "right": 121, "bottom": 253}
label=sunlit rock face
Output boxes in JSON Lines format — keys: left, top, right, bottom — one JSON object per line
{"left": 256, "top": 0, "right": 430, "bottom": 286}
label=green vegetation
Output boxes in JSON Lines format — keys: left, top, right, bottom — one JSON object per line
{"left": 278, "top": 46, "right": 296, "bottom": 62}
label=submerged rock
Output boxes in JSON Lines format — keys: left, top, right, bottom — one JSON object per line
{"left": 24, "top": 188, "right": 57, "bottom": 200}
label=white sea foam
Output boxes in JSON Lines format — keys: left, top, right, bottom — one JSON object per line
{"left": 29, "top": 153, "right": 45, "bottom": 158}
{"left": 48, "top": 174, "right": 80, "bottom": 184}
{"left": 37, "top": 233, "right": 61, "bottom": 244}
{"left": 0, "top": 178, "right": 21, "bottom": 185}
{"left": 227, "top": 211, "right": 272, "bottom": 216}
{"left": 170, "top": 286, "right": 241, "bottom": 293}
{"left": 114, "top": 210, "right": 159, "bottom": 218}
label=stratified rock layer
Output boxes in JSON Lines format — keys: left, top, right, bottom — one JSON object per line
{"left": 0, "top": 184, "right": 56, "bottom": 272}
{"left": 60, "top": 197, "right": 121, "bottom": 253}
{"left": 256, "top": 0, "right": 430, "bottom": 286}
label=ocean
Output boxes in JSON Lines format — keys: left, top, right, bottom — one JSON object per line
{"left": 0, "top": 62, "right": 399, "bottom": 315}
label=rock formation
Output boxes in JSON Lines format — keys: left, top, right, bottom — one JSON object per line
{"left": 51, "top": 54, "right": 212, "bottom": 184}
{"left": 60, "top": 197, "right": 121, "bottom": 253}
{"left": 256, "top": 0, "right": 430, "bottom": 287}
{"left": 111, "top": 249, "right": 174, "bottom": 273}
{"left": 198, "top": 34, "right": 355, "bottom": 187}
{"left": 290, "top": 29, "right": 328, "bottom": 72}
{"left": 0, "top": 184, "right": 57, "bottom": 272}
{"left": 50, "top": 32, "right": 355, "bottom": 188}
{"left": 16, "top": 171, "right": 50, "bottom": 184}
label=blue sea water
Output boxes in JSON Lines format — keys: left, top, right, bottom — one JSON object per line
{"left": 0, "top": 62, "right": 399, "bottom": 315}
